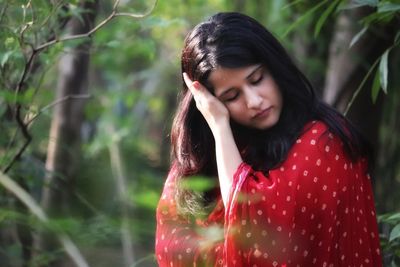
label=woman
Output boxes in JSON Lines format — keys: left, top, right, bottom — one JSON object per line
{"left": 155, "top": 12, "right": 382, "bottom": 267}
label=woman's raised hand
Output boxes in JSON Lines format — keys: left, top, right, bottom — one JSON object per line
{"left": 183, "top": 73, "right": 230, "bottom": 134}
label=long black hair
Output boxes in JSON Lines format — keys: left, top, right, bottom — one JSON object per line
{"left": 171, "top": 12, "right": 371, "bottom": 216}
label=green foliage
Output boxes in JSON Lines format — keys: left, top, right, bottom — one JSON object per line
{"left": 293, "top": 1, "right": 400, "bottom": 264}
{"left": 0, "top": 0, "right": 399, "bottom": 266}
{"left": 286, "top": 0, "right": 400, "bottom": 109}
{"left": 180, "top": 176, "right": 217, "bottom": 192}
{"left": 379, "top": 49, "right": 390, "bottom": 94}
{"left": 379, "top": 212, "right": 400, "bottom": 266}
{"left": 314, "top": 0, "right": 341, "bottom": 38}
{"left": 283, "top": 0, "right": 329, "bottom": 37}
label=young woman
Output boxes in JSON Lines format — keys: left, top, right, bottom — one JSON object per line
{"left": 155, "top": 12, "right": 382, "bottom": 267}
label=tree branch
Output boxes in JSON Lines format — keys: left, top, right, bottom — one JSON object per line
{"left": 6, "top": 0, "right": 158, "bottom": 173}
{"left": 26, "top": 94, "right": 92, "bottom": 126}
{"left": 35, "top": 0, "right": 158, "bottom": 52}
{"left": 4, "top": 50, "right": 38, "bottom": 174}
{"left": 343, "top": 56, "right": 380, "bottom": 116}
{"left": 0, "top": 2, "right": 9, "bottom": 24}
{"left": 113, "top": 0, "right": 121, "bottom": 10}
{"left": 3, "top": 105, "right": 32, "bottom": 174}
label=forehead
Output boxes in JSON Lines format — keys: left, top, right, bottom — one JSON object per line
{"left": 208, "top": 64, "right": 261, "bottom": 91}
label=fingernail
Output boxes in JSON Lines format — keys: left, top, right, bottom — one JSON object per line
{"left": 192, "top": 81, "right": 200, "bottom": 89}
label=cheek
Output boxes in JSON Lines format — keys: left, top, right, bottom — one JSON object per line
{"left": 226, "top": 104, "right": 245, "bottom": 120}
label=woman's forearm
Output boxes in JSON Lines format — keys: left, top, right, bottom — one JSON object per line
{"left": 181, "top": 73, "right": 242, "bottom": 206}
{"left": 212, "top": 121, "right": 243, "bottom": 207}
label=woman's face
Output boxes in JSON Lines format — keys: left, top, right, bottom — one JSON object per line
{"left": 208, "top": 64, "right": 283, "bottom": 130}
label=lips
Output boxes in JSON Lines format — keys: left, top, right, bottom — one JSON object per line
{"left": 253, "top": 107, "right": 272, "bottom": 119}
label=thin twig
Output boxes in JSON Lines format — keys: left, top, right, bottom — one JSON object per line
{"left": 35, "top": 0, "right": 158, "bottom": 52}
{"left": 0, "top": 2, "right": 9, "bottom": 24}
{"left": 1, "top": 128, "right": 19, "bottom": 168}
{"left": 344, "top": 57, "right": 380, "bottom": 116}
{"left": 35, "top": 10, "right": 116, "bottom": 52}
{"left": 116, "top": 0, "right": 158, "bottom": 18}
{"left": 14, "top": 50, "right": 37, "bottom": 101}
{"left": 39, "top": 1, "right": 68, "bottom": 30}
{"left": 27, "top": 0, "right": 34, "bottom": 24}
{"left": 3, "top": 140, "right": 31, "bottom": 174}
{"left": 115, "top": 12, "right": 153, "bottom": 18}
{"left": 5, "top": 49, "right": 38, "bottom": 173}
{"left": 26, "top": 94, "right": 92, "bottom": 126}
{"left": 113, "top": 0, "right": 121, "bottom": 10}
{"left": 6, "top": 0, "right": 158, "bottom": 173}
{"left": 4, "top": 94, "right": 91, "bottom": 172}
{"left": 344, "top": 43, "right": 397, "bottom": 115}
{"left": 3, "top": 105, "right": 32, "bottom": 174}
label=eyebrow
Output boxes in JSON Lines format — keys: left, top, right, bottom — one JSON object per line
{"left": 216, "top": 65, "right": 263, "bottom": 98}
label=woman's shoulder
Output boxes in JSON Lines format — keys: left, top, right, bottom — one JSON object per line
{"left": 299, "top": 120, "right": 329, "bottom": 138}
{"left": 291, "top": 120, "right": 346, "bottom": 160}
{"left": 274, "top": 120, "right": 354, "bottom": 176}
{"left": 162, "top": 162, "right": 179, "bottom": 190}
{"left": 294, "top": 120, "right": 331, "bottom": 148}
{"left": 157, "top": 162, "right": 180, "bottom": 218}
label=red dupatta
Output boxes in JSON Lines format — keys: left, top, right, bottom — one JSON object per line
{"left": 155, "top": 121, "right": 382, "bottom": 267}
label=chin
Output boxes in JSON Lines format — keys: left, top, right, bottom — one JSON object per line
{"left": 257, "top": 117, "right": 280, "bottom": 130}
{"left": 232, "top": 116, "right": 280, "bottom": 132}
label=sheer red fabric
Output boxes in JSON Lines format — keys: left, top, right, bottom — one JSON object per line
{"left": 155, "top": 121, "right": 382, "bottom": 267}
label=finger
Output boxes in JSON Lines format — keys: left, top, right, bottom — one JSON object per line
{"left": 183, "top": 73, "right": 210, "bottom": 100}
{"left": 183, "top": 73, "right": 198, "bottom": 103}
{"left": 184, "top": 72, "right": 204, "bottom": 91}
{"left": 182, "top": 72, "right": 195, "bottom": 91}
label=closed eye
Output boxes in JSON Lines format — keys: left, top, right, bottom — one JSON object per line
{"left": 249, "top": 71, "right": 264, "bottom": 85}
{"left": 224, "top": 92, "right": 239, "bottom": 102}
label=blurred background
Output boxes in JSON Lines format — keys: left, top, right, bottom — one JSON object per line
{"left": 0, "top": 0, "right": 399, "bottom": 266}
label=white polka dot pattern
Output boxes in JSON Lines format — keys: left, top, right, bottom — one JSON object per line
{"left": 155, "top": 121, "right": 382, "bottom": 267}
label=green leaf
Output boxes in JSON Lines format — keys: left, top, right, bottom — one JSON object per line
{"left": 1, "top": 51, "right": 14, "bottom": 67}
{"left": 282, "top": 0, "right": 304, "bottom": 10}
{"left": 283, "top": 0, "right": 329, "bottom": 37}
{"left": 371, "top": 69, "right": 381, "bottom": 103}
{"left": 349, "top": 26, "right": 368, "bottom": 48}
{"left": 395, "top": 31, "right": 400, "bottom": 44}
{"left": 388, "top": 213, "right": 400, "bottom": 222}
{"left": 106, "top": 40, "right": 121, "bottom": 48}
{"left": 22, "top": 87, "right": 36, "bottom": 103}
{"left": 378, "top": 3, "right": 400, "bottom": 13}
{"left": 180, "top": 176, "right": 217, "bottom": 192}
{"left": 68, "top": 5, "right": 86, "bottom": 24}
{"left": 344, "top": 56, "right": 380, "bottom": 115}
{"left": 389, "top": 223, "right": 400, "bottom": 242}
{"left": 0, "top": 89, "right": 16, "bottom": 103}
{"left": 340, "top": 0, "right": 378, "bottom": 10}
{"left": 314, "top": 0, "right": 341, "bottom": 38}
{"left": 4, "top": 37, "right": 16, "bottom": 49}
{"left": 379, "top": 49, "right": 390, "bottom": 94}
{"left": 133, "top": 190, "right": 160, "bottom": 209}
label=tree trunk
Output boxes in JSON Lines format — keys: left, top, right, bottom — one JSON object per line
{"left": 322, "top": 8, "right": 390, "bottom": 151}
{"left": 323, "top": 9, "right": 364, "bottom": 106}
{"left": 322, "top": 9, "right": 399, "bottom": 221}
{"left": 34, "top": 0, "right": 98, "bottom": 264}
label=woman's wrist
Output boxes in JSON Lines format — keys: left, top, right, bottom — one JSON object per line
{"left": 210, "top": 118, "right": 231, "bottom": 138}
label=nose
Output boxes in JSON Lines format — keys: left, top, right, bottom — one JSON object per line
{"left": 245, "top": 88, "right": 263, "bottom": 109}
